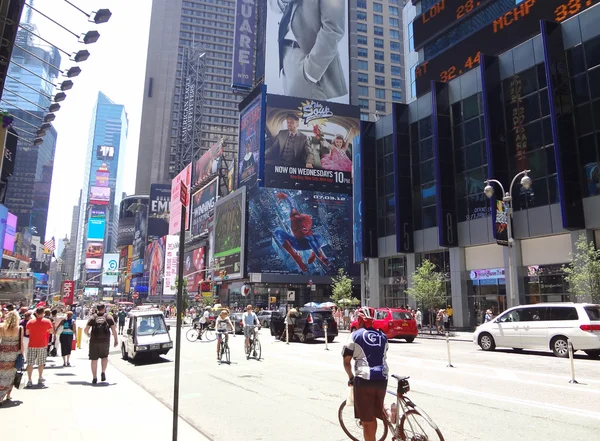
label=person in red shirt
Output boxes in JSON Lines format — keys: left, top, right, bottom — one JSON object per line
{"left": 25, "top": 307, "right": 54, "bottom": 387}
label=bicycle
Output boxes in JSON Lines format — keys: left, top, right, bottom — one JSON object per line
{"left": 338, "top": 375, "right": 444, "bottom": 441}
{"left": 186, "top": 322, "right": 216, "bottom": 343}
{"left": 245, "top": 325, "right": 261, "bottom": 360}
{"left": 217, "top": 331, "right": 233, "bottom": 364}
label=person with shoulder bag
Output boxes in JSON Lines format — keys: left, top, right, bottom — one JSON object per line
{"left": 0, "top": 311, "right": 25, "bottom": 404}
{"left": 58, "top": 311, "right": 76, "bottom": 367}
{"left": 84, "top": 304, "right": 118, "bottom": 384}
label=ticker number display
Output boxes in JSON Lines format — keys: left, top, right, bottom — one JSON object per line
{"left": 415, "top": 0, "right": 600, "bottom": 96}
{"left": 97, "top": 145, "right": 115, "bottom": 160}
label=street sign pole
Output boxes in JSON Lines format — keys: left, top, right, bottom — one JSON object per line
{"left": 172, "top": 182, "right": 188, "bottom": 441}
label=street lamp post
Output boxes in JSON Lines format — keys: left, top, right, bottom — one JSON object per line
{"left": 484, "top": 170, "right": 532, "bottom": 308}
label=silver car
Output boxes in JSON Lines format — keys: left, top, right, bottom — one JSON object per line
{"left": 121, "top": 310, "right": 173, "bottom": 362}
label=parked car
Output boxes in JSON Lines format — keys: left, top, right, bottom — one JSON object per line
{"left": 271, "top": 307, "right": 338, "bottom": 343}
{"left": 257, "top": 310, "right": 274, "bottom": 328}
{"left": 230, "top": 312, "right": 244, "bottom": 334}
{"left": 473, "top": 303, "right": 600, "bottom": 358}
{"left": 350, "top": 308, "right": 417, "bottom": 343}
{"left": 121, "top": 310, "right": 173, "bottom": 362}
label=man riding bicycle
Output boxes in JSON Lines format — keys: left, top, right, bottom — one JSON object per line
{"left": 342, "top": 306, "right": 389, "bottom": 441}
{"left": 215, "top": 309, "right": 234, "bottom": 360}
{"left": 242, "top": 304, "right": 260, "bottom": 353}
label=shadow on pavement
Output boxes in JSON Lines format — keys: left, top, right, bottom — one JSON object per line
{"left": 0, "top": 399, "right": 23, "bottom": 408}
{"left": 66, "top": 380, "right": 116, "bottom": 387}
{"left": 129, "top": 357, "right": 172, "bottom": 367}
{"left": 388, "top": 340, "right": 421, "bottom": 345}
{"left": 54, "top": 373, "right": 76, "bottom": 377}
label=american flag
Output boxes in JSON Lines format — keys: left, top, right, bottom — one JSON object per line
{"left": 44, "top": 237, "right": 56, "bottom": 252}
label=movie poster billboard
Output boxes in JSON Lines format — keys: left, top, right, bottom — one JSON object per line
{"left": 193, "top": 141, "right": 223, "bottom": 188}
{"left": 213, "top": 187, "right": 246, "bottom": 281}
{"left": 146, "top": 236, "right": 166, "bottom": 297}
{"left": 169, "top": 163, "right": 192, "bottom": 235}
{"left": 132, "top": 202, "right": 148, "bottom": 261}
{"left": 184, "top": 246, "right": 205, "bottom": 292}
{"left": 264, "top": 0, "right": 349, "bottom": 104}
{"left": 163, "top": 235, "right": 179, "bottom": 296}
{"left": 238, "top": 92, "right": 263, "bottom": 187}
{"left": 494, "top": 200, "right": 509, "bottom": 246}
{"left": 264, "top": 94, "right": 359, "bottom": 194}
{"left": 246, "top": 187, "right": 355, "bottom": 276}
{"left": 232, "top": 0, "right": 255, "bottom": 89}
{"left": 191, "top": 178, "right": 218, "bottom": 237}
{"left": 148, "top": 183, "right": 171, "bottom": 242}
{"left": 89, "top": 186, "right": 111, "bottom": 205}
{"left": 101, "top": 253, "right": 120, "bottom": 286}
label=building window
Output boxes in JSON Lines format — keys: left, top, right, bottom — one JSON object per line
{"left": 392, "top": 78, "right": 402, "bottom": 89}
{"left": 391, "top": 53, "right": 402, "bottom": 64}
{"left": 358, "top": 23, "right": 367, "bottom": 33}
{"left": 375, "top": 51, "right": 385, "bottom": 61}
{"left": 392, "top": 91, "right": 402, "bottom": 102}
{"left": 389, "top": 6, "right": 399, "bottom": 16}
{"left": 374, "top": 26, "right": 384, "bottom": 36}
{"left": 389, "top": 18, "right": 400, "bottom": 28}
{"left": 375, "top": 63, "right": 385, "bottom": 73}
{"left": 376, "top": 101, "right": 386, "bottom": 112}
{"left": 373, "top": 15, "right": 383, "bottom": 25}
{"left": 358, "top": 86, "right": 369, "bottom": 97}
{"left": 390, "top": 41, "right": 401, "bottom": 52}
{"left": 358, "top": 72, "right": 369, "bottom": 83}
{"left": 373, "top": 3, "right": 383, "bottom": 13}
{"left": 358, "top": 35, "right": 368, "bottom": 45}
{"left": 408, "top": 22, "right": 414, "bottom": 53}
{"left": 374, "top": 38, "right": 384, "bottom": 49}
{"left": 376, "top": 88, "right": 386, "bottom": 99}
{"left": 376, "top": 135, "right": 396, "bottom": 237}
{"left": 390, "top": 29, "right": 400, "bottom": 40}
{"left": 358, "top": 47, "right": 368, "bottom": 57}
{"left": 357, "top": 11, "right": 367, "bottom": 21}
{"left": 358, "top": 60, "right": 369, "bottom": 70}
{"left": 375, "top": 76, "right": 386, "bottom": 86}
{"left": 359, "top": 99, "right": 370, "bottom": 110}
{"left": 391, "top": 66, "right": 401, "bottom": 76}
{"left": 361, "top": 113, "right": 370, "bottom": 121}
{"left": 410, "top": 115, "right": 436, "bottom": 230}
{"left": 357, "top": 0, "right": 367, "bottom": 8}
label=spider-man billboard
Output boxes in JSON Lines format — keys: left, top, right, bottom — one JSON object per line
{"left": 246, "top": 187, "right": 356, "bottom": 276}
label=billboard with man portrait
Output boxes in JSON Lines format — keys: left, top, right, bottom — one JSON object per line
{"left": 263, "top": 0, "right": 349, "bottom": 104}
{"left": 263, "top": 94, "right": 359, "bottom": 194}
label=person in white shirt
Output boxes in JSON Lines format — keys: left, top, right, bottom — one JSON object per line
{"left": 242, "top": 305, "right": 261, "bottom": 353}
{"left": 215, "top": 310, "right": 234, "bottom": 361}
{"left": 199, "top": 307, "right": 210, "bottom": 330}
{"left": 416, "top": 308, "right": 423, "bottom": 331}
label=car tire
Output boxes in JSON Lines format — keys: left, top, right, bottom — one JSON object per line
{"left": 551, "top": 336, "right": 569, "bottom": 357}
{"left": 299, "top": 333, "right": 307, "bottom": 343}
{"left": 121, "top": 344, "right": 128, "bottom": 361}
{"left": 513, "top": 348, "right": 523, "bottom": 352}
{"left": 584, "top": 349, "right": 600, "bottom": 358}
{"left": 478, "top": 332, "right": 496, "bottom": 351}
{"left": 405, "top": 337, "right": 415, "bottom": 343}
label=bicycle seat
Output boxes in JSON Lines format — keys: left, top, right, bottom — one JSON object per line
{"left": 391, "top": 374, "right": 410, "bottom": 382}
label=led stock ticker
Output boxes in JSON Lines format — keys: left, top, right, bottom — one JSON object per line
{"left": 414, "top": 0, "right": 600, "bottom": 96}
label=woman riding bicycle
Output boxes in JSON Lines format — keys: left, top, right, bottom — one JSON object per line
{"left": 215, "top": 309, "right": 234, "bottom": 361}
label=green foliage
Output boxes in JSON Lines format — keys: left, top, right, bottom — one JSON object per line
{"left": 406, "top": 259, "right": 445, "bottom": 329}
{"left": 331, "top": 268, "right": 354, "bottom": 305}
{"left": 173, "top": 277, "right": 190, "bottom": 313}
{"left": 563, "top": 234, "right": 600, "bottom": 303}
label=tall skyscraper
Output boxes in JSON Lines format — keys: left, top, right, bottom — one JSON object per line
{"left": 135, "top": 0, "right": 241, "bottom": 195}
{"left": 74, "top": 92, "right": 128, "bottom": 285}
{"left": 64, "top": 191, "right": 81, "bottom": 280}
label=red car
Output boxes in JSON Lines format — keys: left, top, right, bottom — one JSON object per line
{"left": 350, "top": 308, "right": 417, "bottom": 342}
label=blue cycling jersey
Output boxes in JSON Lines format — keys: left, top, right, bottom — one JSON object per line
{"left": 343, "top": 327, "right": 389, "bottom": 381}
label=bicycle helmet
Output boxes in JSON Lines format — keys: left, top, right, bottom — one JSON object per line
{"left": 356, "top": 306, "right": 375, "bottom": 327}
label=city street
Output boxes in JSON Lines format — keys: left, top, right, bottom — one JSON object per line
{"left": 108, "top": 328, "right": 600, "bottom": 441}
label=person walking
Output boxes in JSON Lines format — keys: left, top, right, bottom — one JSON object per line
{"left": 84, "top": 304, "right": 118, "bottom": 384}
{"left": 416, "top": 308, "right": 423, "bottom": 331}
{"left": 57, "top": 311, "right": 76, "bottom": 367}
{"left": 117, "top": 308, "right": 127, "bottom": 335}
{"left": 447, "top": 304, "right": 453, "bottom": 328}
{"left": 0, "top": 310, "right": 24, "bottom": 404}
{"left": 25, "top": 307, "right": 54, "bottom": 387}
{"left": 19, "top": 310, "right": 32, "bottom": 359}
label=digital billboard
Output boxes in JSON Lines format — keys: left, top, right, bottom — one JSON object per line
{"left": 264, "top": 94, "right": 359, "bottom": 194}
{"left": 91, "top": 207, "right": 106, "bottom": 218}
{"left": 163, "top": 235, "right": 179, "bottom": 296}
{"left": 3, "top": 212, "right": 16, "bottom": 252}
{"left": 238, "top": 91, "right": 263, "bottom": 187}
{"left": 0, "top": 205, "right": 9, "bottom": 255}
{"left": 119, "top": 245, "right": 132, "bottom": 294}
{"left": 184, "top": 246, "right": 205, "bottom": 292}
{"left": 191, "top": 178, "right": 218, "bottom": 237}
{"left": 148, "top": 183, "right": 171, "bottom": 242}
{"left": 352, "top": 131, "right": 363, "bottom": 264}
{"left": 87, "top": 218, "right": 105, "bottom": 241}
{"left": 232, "top": 0, "right": 255, "bottom": 89}
{"left": 102, "top": 253, "right": 119, "bottom": 286}
{"left": 90, "top": 186, "right": 111, "bottom": 205}
{"left": 213, "top": 187, "right": 246, "bottom": 281}
{"left": 169, "top": 163, "right": 192, "bottom": 235}
{"left": 193, "top": 141, "right": 223, "bottom": 187}
{"left": 86, "top": 242, "right": 104, "bottom": 258}
{"left": 95, "top": 170, "right": 109, "bottom": 187}
{"left": 132, "top": 202, "right": 148, "bottom": 261}
{"left": 86, "top": 257, "right": 102, "bottom": 270}
{"left": 86, "top": 270, "right": 101, "bottom": 286}
{"left": 146, "top": 237, "right": 165, "bottom": 297}
{"left": 97, "top": 145, "right": 115, "bottom": 160}
{"left": 263, "top": 0, "right": 349, "bottom": 103}
{"left": 246, "top": 187, "right": 355, "bottom": 276}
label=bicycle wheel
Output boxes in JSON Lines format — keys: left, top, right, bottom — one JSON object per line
{"left": 254, "top": 339, "right": 261, "bottom": 360}
{"left": 399, "top": 409, "right": 444, "bottom": 441}
{"left": 225, "top": 345, "right": 231, "bottom": 364}
{"left": 186, "top": 328, "right": 199, "bottom": 342}
{"left": 338, "top": 400, "right": 388, "bottom": 441}
{"left": 203, "top": 328, "right": 216, "bottom": 342}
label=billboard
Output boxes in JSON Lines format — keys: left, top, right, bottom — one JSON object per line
{"left": 246, "top": 188, "right": 355, "bottom": 276}
{"left": 264, "top": 0, "right": 349, "bottom": 103}
{"left": 183, "top": 246, "right": 205, "bottom": 292}
{"left": 264, "top": 94, "right": 359, "bottom": 193}
{"left": 163, "top": 235, "right": 179, "bottom": 296}
{"left": 87, "top": 218, "right": 105, "bottom": 241}
{"left": 132, "top": 202, "right": 148, "bottom": 261}
{"left": 61, "top": 280, "right": 74, "bottom": 305}
{"left": 232, "top": 0, "right": 256, "bottom": 88}
{"left": 146, "top": 237, "right": 166, "bottom": 297}
{"left": 352, "top": 131, "right": 363, "bottom": 263}
{"left": 3, "top": 212, "right": 16, "bottom": 252}
{"left": 148, "top": 183, "right": 171, "bottom": 242}
{"left": 90, "top": 186, "right": 111, "bottom": 205}
{"left": 86, "top": 257, "right": 102, "bottom": 270}
{"left": 0, "top": 205, "right": 9, "bottom": 255}
{"left": 169, "top": 163, "right": 192, "bottom": 235}
{"left": 238, "top": 92, "right": 263, "bottom": 187}
{"left": 213, "top": 187, "right": 246, "bottom": 281}
{"left": 97, "top": 145, "right": 115, "bottom": 160}
{"left": 95, "top": 170, "right": 109, "bottom": 187}
{"left": 1, "top": 126, "right": 17, "bottom": 182}
{"left": 102, "top": 253, "right": 120, "bottom": 286}
{"left": 85, "top": 242, "right": 104, "bottom": 258}
{"left": 119, "top": 245, "right": 132, "bottom": 294}
{"left": 193, "top": 140, "right": 223, "bottom": 188}
{"left": 191, "top": 178, "right": 218, "bottom": 237}
{"left": 86, "top": 270, "right": 101, "bottom": 286}
{"left": 91, "top": 207, "right": 106, "bottom": 218}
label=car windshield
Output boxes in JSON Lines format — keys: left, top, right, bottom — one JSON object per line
{"left": 136, "top": 316, "right": 167, "bottom": 336}
{"left": 312, "top": 311, "right": 333, "bottom": 321}
{"left": 584, "top": 306, "right": 600, "bottom": 321}
{"left": 392, "top": 312, "right": 412, "bottom": 320}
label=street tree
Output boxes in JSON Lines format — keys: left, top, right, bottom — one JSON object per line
{"left": 406, "top": 259, "right": 445, "bottom": 334}
{"left": 331, "top": 268, "right": 354, "bottom": 306}
{"left": 563, "top": 234, "right": 600, "bottom": 303}
{"left": 172, "top": 277, "right": 190, "bottom": 319}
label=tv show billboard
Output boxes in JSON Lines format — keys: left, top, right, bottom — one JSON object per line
{"left": 3, "top": 211, "right": 16, "bottom": 252}
{"left": 246, "top": 188, "right": 355, "bottom": 276}
{"left": 193, "top": 141, "right": 223, "bottom": 187}
{"left": 146, "top": 236, "right": 166, "bottom": 297}
{"left": 263, "top": 0, "right": 349, "bottom": 104}
{"left": 87, "top": 218, "right": 105, "bottom": 241}
{"left": 191, "top": 178, "right": 218, "bottom": 237}
{"left": 264, "top": 94, "right": 359, "bottom": 193}
{"left": 169, "top": 163, "right": 192, "bottom": 235}
{"left": 164, "top": 235, "right": 179, "bottom": 296}
{"left": 184, "top": 246, "right": 205, "bottom": 292}
{"left": 89, "top": 186, "right": 111, "bottom": 205}
{"left": 132, "top": 202, "right": 148, "bottom": 261}
{"left": 232, "top": 0, "right": 255, "bottom": 89}
{"left": 213, "top": 187, "right": 246, "bottom": 281}
{"left": 102, "top": 253, "right": 119, "bottom": 286}
{"left": 238, "top": 92, "right": 263, "bottom": 187}
{"left": 148, "top": 183, "right": 171, "bottom": 242}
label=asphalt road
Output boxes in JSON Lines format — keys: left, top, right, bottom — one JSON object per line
{"left": 107, "top": 328, "right": 600, "bottom": 441}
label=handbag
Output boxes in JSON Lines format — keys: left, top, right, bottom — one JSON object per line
{"left": 71, "top": 336, "right": 77, "bottom": 350}
{"left": 15, "top": 327, "right": 24, "bottom": 370}
{"left": 13, "top": 370, "right": 23, "bottom": 389}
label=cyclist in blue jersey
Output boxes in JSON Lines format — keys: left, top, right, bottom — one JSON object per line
{"left": 342, "top": 306, "right": 389, "bottom": 441}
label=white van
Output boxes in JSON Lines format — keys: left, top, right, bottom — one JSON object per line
{"left": 473, "top": 303, "right": 600, "bottom": 358}
{"left": 121, "top": 310, "right": 173, "bottom": 362}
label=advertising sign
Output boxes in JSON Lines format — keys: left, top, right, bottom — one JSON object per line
{"left": 184, "top": 246, "right": 205, "bottom": 292}
{"left": 89, "top": 186, "right": 111, "bottom": 205}
{"left": 264, "top": 94, "right": 359, "bottom": 193}
{"left": 84, "top": 287, "right": 99, "bottom": 297}
{"left": 146, "top": 237, "right": 166, "bottom": 297}
{"left": 86, "top": 269, "right": 101, "bottom": 286}
{"left": 61, "top": 280, "right": 75, "bottom": 305}
{"left": 1, "top": 127, "right": 17, "bottom": 182}
{"left": 3, "top": 212, "right": 16, "bottom": 252}
{"left": 193, "top": 141, "right": 223, "bottom": 188}
{"left": 352, "top": 131, "right": 363, "bottom": 264}
{"left": 102, "top": 253, "right": 120, "bottom": 286}
{"left": 119, "top": 246, "right": 132, "bottom": 294}
{"left": 164, "top": 235, "right": 179, "bottom": 296}
{"left": 494, "top": 200, "right": 509, "bottom": 246}
{"left": 238, "top": 93, "right": 263, "bottom": 187}
{"left": 95, "top": 170, "right": 109, "bottom": 187}
{"left": 97, "top": 145, "right": 115, "bottom": 160}
{"left": 169, "top": 163, "right": 192, "bottom": 235}
{"left": 85, "top": 242, "right": 103, "bottom": 258}
{"left": 469, "top": 268, "right": 505, "bottom": 281}
{"left": 264, "top": 0, "right": 349, "bottom": 104}
{"left": 132, "top": 202, "right": 148, "bottom": 261}
{"left": 91, "top": 207, "right": 106, "bottom": 218}
{"left": 232, "top": 0, "right": 255, "bottom": 89}
{"left": 87, "top": 218, "right": 105, "bottom": 241}
{"left": 86, "top": 257, "right": 102, "bottom": 270}
{"left": 0, "top": 204, "right": 9, "bottom": 255}
{"left": 191, "top": 178, "right": 218, "bottom": 237}
{"left": 213, "top": 187, "right": 246, "bottom": 281}
{"left": 148, "top": 183, "right": 171, "bottom": 242}
{"left": 246, "top": 187, "right": 355, "bottom": 276}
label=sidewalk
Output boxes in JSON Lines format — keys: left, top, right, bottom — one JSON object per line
{"left": 2, "top": 340, "right": 208, "bottom": 440}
